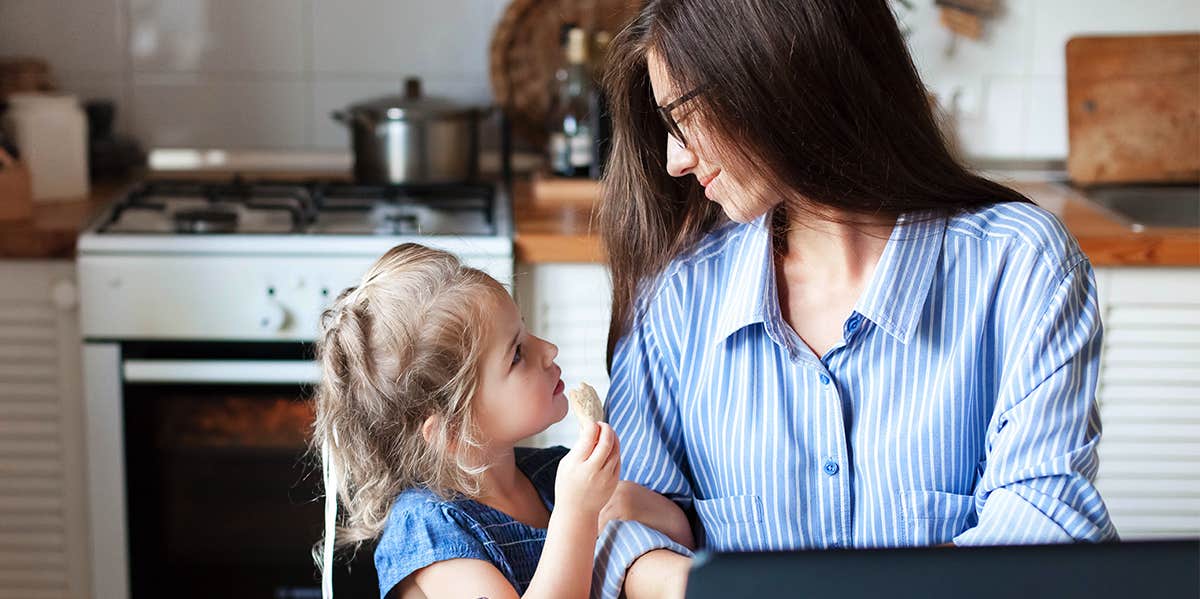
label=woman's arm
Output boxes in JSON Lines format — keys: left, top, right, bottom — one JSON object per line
{"left": 953, "top": 259, "right": 1117, "bottom": 545}
{"left": 592, "top": 293, "right": 699, "bottom": 598}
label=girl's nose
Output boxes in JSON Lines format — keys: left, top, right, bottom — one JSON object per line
{"left": 541, "top": 337, "right": 559, "bottom": 366}
{"left": 665, "top": 135, "right": 697, "bottom": 178}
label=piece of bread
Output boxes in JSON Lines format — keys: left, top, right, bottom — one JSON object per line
{"left": 567, "top": 382, "right": 605, "bottom": 425}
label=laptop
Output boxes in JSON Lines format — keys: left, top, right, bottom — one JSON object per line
{"left": 685, "top": 540, "right": 1199, "bottom": 599}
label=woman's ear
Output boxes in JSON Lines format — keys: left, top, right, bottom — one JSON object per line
{"left": 421, "top": 414, "right": 439, "bottom": 444}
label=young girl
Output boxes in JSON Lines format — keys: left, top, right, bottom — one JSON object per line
{"left": 311, "top": 243, "right": 690, "bottom": 599}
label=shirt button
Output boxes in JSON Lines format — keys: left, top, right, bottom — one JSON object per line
{"left": 823, "top": 460, "right": 839, "bottom": 476}
{"left": 819, "top": 373, "right": 831, "bottom": 385}
{"left": 847, "top": 317, "right": 861, "bottom": 333}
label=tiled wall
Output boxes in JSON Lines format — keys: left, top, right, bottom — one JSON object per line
{"left": 903, "top": 0, "right": 1200, "bottom": 158}
{"left": 1, "top": 0, "right": 1197, "bottom": 158}
{"left": 0, "top": 0, "right": 507, "bottom": 151}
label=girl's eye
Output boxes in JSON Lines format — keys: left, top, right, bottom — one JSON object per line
{"left": 512, "top": 343, "right": 523, "bottom": 365}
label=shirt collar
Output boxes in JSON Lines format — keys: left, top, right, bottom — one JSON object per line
{"left": 853, "top": 211, "right": 946, "bottom": 344}
{"left": 712, "top": 209, "right": 946, "bottom": 346}
{"left": 712, "top": 212, "right": 775, "bottom": 344}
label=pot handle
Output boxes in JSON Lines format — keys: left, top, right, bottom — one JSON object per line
{"left": 332, "top": 109, "right": 374, "bottom": 127}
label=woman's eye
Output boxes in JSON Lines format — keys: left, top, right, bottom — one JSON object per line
{"left": 512, "top": 343, "right": 523, "bottom": 365}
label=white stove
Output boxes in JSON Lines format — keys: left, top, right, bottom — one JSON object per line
{"left": 77, "top": 177, "right": 513, "bottom": 341}
{"left": 75, "top": 175, "right": 514, "bottom": 598}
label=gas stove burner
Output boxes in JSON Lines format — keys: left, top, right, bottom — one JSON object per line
{"left": 173, "top": 207, "right": 239, "bottom": 234}
{"left": 93, "top": 176, "right": 508, "bottom": 237}
{"left": 379, "top": 212, "right": 420, "bottom": 235}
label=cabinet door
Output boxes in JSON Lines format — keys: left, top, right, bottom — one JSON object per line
{"left": 0, "top": 261, "right": 88, "bottom": 598}
{"left": 515, "top": 264, "right": 612, "bottom": 448}
{"left": 1094, "top": 267, "right": 1200, "bottom": 540}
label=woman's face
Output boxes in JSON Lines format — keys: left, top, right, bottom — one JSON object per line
{"left": 646, "top": 50, "right": 775, "bottom": 223}
{"left": 472, "top": 290, "right": 569, "bottom": 447}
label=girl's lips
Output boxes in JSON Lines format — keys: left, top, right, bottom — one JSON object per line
{"left": 698, "top": 171, "right": 719, "bottom": 187}
{"left": 553, "top": 379, "right": 565, "bottom": 395}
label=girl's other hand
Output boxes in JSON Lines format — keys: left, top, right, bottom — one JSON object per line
{"left": 554, "top": 422, "right": 620, "bottom": 519}
{"left": 598, "top": 481, "right": 696, "bottom": 550}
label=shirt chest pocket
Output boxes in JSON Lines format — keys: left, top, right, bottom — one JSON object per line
{"left": 901, "top": 490, "right": 977, "bottom": 546}
{"left": 694, "top": 494, "right": 764, "bottom": 550}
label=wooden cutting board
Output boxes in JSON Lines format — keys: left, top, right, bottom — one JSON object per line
{"left": 1066, "top": 33, "right": 1200, "bottom": 185}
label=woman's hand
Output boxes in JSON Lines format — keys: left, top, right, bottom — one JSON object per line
{"left": 555, "top": 422, "right": 620, "bottom": 519}
{"left": 598, "top": 481, "right": 696, "bottom": 550}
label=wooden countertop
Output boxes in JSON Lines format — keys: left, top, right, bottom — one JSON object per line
{"left": 514, "top": 177, "right": 1200, "bottom": 267}
{"left": 512, "top": 178, "right": 604, "bottom": 263}
{"left": 1008, "top": 181, "right": 1200, "bottom": 267}
{"left": 0, "top": 177, "right": 134, "bottom": 259}
{"left": 2, "top": 173, "right": 1195, "bottom": 267}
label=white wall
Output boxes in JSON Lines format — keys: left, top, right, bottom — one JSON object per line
{"left": 1, "top": 0, "right": 1197, "bottom": 158}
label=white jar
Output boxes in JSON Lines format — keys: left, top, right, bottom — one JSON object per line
{"left": 2, "top": 93, "right": 90, "bottom": 201}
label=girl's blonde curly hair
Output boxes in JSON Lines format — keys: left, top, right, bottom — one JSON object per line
{"left": 310, "top": 242, "right": 507, "bottom": 558}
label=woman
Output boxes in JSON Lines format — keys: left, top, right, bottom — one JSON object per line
{"left": 590, "top": 1, "right": 1118, "bottom": 597}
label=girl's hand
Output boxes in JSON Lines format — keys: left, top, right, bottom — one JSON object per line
{"left": 554, "top": 422, "right": 620, "bottom": 519}
{"left": 624, "top": 549, "right": 691, "bottom": 599}
{"left": 598, "top": 481, "right": 696, "bottom": 549}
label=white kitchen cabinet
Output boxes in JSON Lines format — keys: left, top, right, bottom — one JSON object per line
{"left": 514, "top": 263, "right": 612, "bottom": 449}
{"left": 0, "top": 261, "right": 89, "bottom": 599}
{"left": 1094, "top": 267, "right": 1200, "bottom": 540}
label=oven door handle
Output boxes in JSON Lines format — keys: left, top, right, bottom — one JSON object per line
{"left": 123, "top": 360, "right": 321, "bottom": 384}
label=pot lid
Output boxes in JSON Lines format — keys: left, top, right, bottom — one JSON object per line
{"left": 345, "top": 78, "right": 481, "bottom": 120}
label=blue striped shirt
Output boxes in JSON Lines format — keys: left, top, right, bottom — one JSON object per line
{"left": 592, "top": 202, "right": 1118, "bottom": 598}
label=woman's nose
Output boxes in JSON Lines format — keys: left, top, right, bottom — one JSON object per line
{"left": 665, "top": 135, "right": 697, "bottom": 178}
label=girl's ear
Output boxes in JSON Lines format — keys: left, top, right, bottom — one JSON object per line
{"left": 421, "top": 414, "right": 439, "bottom": 444}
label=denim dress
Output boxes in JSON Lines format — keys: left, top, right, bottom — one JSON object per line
{"left": 374, "top": 446, "right": 568, "bottom": 597}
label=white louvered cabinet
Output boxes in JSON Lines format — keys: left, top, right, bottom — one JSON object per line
{"left": 515, "top": 263, "right": 613, "bottom": 448}
{"left": 0, "top": 261, "right": 89, "bottom": 599}
{"left": 1094, "top": 267, "right": 1200, "bottom": 540}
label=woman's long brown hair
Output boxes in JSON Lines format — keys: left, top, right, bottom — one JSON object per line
{"left": 599, "top": 0, "right": 1032, "bottom": 365}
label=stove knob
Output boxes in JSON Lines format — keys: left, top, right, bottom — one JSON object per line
{"left": 258, "top": 301, "right": 289, "bottom": 332}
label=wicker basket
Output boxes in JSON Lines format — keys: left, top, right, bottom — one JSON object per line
{"left": 489, "top": 0, "right": 642, "bottom": 147}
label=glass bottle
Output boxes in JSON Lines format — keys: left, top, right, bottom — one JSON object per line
{"left": 547, "top": 27, "right": 593, "bottom": 178}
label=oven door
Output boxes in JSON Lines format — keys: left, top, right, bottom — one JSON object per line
{"left": 90, "top": 341, "right": 377, "bottom": 599}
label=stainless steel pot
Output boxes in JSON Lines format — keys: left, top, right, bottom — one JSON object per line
{"left": 332, "top": 78, "right": 485, "bottom": 184}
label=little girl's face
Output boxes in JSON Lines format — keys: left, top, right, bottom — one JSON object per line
{"left": 473, "top": 290, "right": 569, "bottom": 446}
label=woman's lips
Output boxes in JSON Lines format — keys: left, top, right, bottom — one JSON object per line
{"left": 553, "top": 379, "right": 565, "bottom": 395}
{"left": 698, "top": 172, "right": 718, "bottom": 187}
